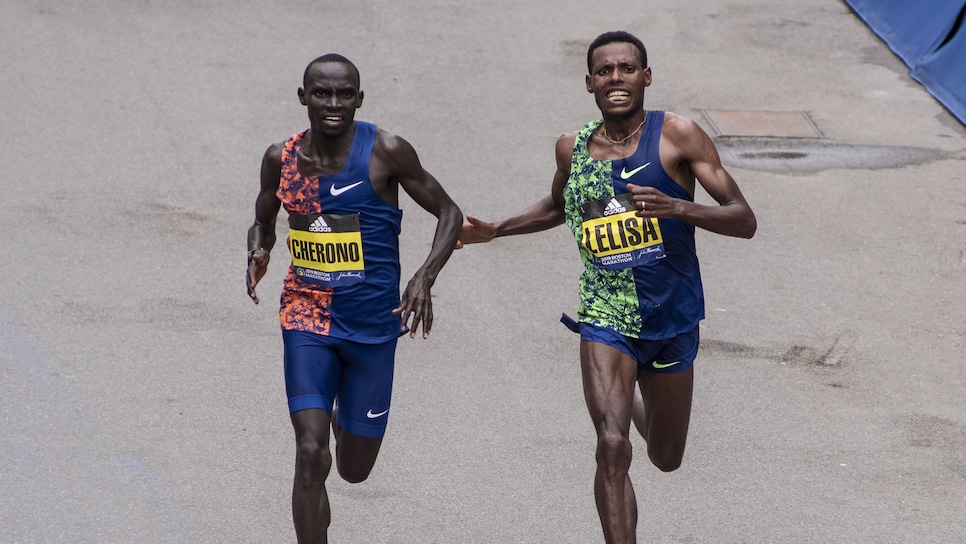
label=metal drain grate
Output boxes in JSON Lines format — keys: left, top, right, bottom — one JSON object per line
{"left": 702, "top": 110, "right": 822, "bottom": 138}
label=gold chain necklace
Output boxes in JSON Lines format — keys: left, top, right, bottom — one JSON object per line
{"left": 599, "top": 112, "right": 647, "bottom": 145}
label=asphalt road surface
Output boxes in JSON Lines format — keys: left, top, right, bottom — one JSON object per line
{"left": 2, "top": 1, "right": 964, "bottom": 542}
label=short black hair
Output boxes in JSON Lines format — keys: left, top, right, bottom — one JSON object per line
{"left": 587, "top": 31, "right": 648, "bottom": 74}
{"left": 303, "top": 53, "right": 360, "bottom": 87}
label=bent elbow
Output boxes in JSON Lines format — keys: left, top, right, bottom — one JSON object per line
{"left": 744, "top": 215, "right": 758, "bottom": 240}
{"left": 737, "top": 216, "right": 758, "bottom": 240}
{"left": 438, "top": 202, "right": 463, "bottom": 225}
{"left": 448, "top": 206, "right": 464, "bottom": 230}
{"left": 742, "top": 215, "right": 757, "bottom": 239}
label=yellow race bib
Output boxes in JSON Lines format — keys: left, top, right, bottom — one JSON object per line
{"left": 579, "top": 193, "right": 665, "bottom": 270}
{"left": 288, "top": 213, "right": 365, "bottom": 286}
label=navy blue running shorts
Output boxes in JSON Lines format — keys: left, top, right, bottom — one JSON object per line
{"left": 579, "top": 323, "right": 699, "bottom": 375}
{"left": 282, "top": 329, "right": 397, "bottom": 438}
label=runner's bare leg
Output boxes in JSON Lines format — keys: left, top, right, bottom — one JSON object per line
{"left": 581, "top": 341, "right": 639, "bottom": 543}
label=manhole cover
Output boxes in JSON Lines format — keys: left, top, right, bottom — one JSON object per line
{"left": 702, "top": 110, "right": 822, "bottom": 138}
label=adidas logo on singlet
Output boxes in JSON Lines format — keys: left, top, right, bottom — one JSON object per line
{"left": 602, "top": 198, "right": 627, "bottom": 216}
{"left": 309, "top": 216, "right": 332, "bottom": 233}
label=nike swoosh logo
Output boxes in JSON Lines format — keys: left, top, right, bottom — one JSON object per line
{"left": 330, "top": 180, "right": 364, "bottom": 196}
{"left": 652, "top": 360, "right": 681, "bottom": 370}
{"left": 366, "top": 408, "right": 389, "bottom": 419}
{"left": 620, "top": 162, "right": 651, "bottom": 179}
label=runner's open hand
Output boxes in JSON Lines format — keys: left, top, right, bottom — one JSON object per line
{"left": 393, "top": 273, "right": 433, "bottom": 338}
{"left": 456, "top": 215, "right": 497, "bottom": 248}
{"left": 246, "top": 249, "right": 270, "bottom": 304}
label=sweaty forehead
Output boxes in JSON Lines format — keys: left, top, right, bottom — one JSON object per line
{"left": 305, "top": 61, "right": 359, "bottom": 88}
{"left": 591, "top": 42, "right": 643, "bottom": 68}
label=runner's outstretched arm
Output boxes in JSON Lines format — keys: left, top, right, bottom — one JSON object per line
{"left": 459, "top": 133, "right": 575, "bottom": 246}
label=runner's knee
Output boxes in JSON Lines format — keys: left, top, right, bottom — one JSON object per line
{"left": 336, "top": 445, "right": 378, "bottom": 483}
{"left": 647, "top": 441, "right": 685, "bottom": 472}
{"left": 337, "top": 464, "right": 374, "bottom": 484}
{"left": 595, "top": 430, "right": 633, "bottom": 475}
{"left": 295, "top": 437, "right": 332, "bottom": 484}
{"left": 334, "top": 438, "right": 380, "bottom": 483}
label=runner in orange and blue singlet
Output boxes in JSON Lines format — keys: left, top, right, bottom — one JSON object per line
{"left": 277, "top": 123, "right": 403, "bottom": 341}
{"left": 276, "top": 121, "right": 406, "bottom": 437}
{"left": 246, "top": 53, "right": 462, "bottom": 542}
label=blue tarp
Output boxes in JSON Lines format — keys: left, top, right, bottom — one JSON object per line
{"left": 912, "top": 23, "right": 966, "bottom": 125}
{"left": 845, "top": 0, "right": 966, "bottom": 125}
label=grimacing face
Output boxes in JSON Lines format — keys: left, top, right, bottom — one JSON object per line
{"left": 586, "top": 42, "right": 651, "bottom": 118}
{"left": 298, "top": 61, "right": 364, "bottom": 137}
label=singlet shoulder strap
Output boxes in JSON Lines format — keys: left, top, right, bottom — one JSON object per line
{"left": 280, "top": 130, "right": 307, "bottom": 178}
{"left": 573, "top": 119, "right": 602, "bottom": 157}
{"left": 342, "top": 122, "right": 377, "bottom": 180}
{"left": 639, "top": 110, "right": 664, "bottom": 162}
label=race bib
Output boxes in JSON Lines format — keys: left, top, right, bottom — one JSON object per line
{"left": 288, "top": 213, "right": 365, "bottom": 287}
{"left": 579, "top": 193, "right": 665, "bottom": 270}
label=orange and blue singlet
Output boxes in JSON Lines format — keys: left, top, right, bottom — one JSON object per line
{"left": 276, "top": 122, "right": 404, "bottom": 343}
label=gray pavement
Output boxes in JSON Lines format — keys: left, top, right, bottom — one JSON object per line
{"left": 1, "top": 1, "right": 964, "bottom": 543}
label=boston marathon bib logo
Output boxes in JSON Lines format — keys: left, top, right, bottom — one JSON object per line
{"left": 579, "top": 193, "right": 665, "bottom": 270}
{"left": 288, "top": 212, "right": 364, "bottom": 287}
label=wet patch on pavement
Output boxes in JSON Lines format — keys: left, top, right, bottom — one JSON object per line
{"left": 903, "top": 415, "right": 966, "bottom": 476}
{"left": 700, "top": 330, "right": 856, "bottom": 367}
{"left": 118, "top": 201, "right": 218, "bottom": 240}
{"left": 714, "top": 138, "right": 952, "bottom": 173}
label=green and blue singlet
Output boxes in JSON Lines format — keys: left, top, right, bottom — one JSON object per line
{"left": 562, "top": 111, "right": 705, "bottom": 340}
